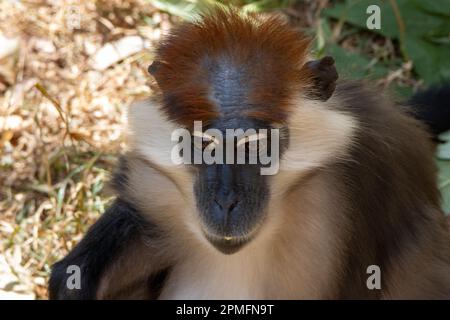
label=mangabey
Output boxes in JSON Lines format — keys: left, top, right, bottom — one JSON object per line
{"left": 49, "top": 8, "right": 450, "bottom": 299}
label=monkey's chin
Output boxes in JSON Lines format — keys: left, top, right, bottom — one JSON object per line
{"left": 203, "top": 232, "right": 252, "bottom": 255}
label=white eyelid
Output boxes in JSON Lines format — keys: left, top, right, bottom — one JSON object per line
{"left": 236, "top": 133, "right": 267, "bottom": 147}
{"left": 192, "top": 131, "right": 219, "bottom": 145}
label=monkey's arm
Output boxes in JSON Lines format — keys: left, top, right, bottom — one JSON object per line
{"left": 408, "top": 82, "right": 450, "bottom": 138}
{"left": 49, "top": 198, "right": 168, "bottom": 299}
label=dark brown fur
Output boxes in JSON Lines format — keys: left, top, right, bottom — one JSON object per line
{"left": 330, "top": 82, "right": 450, "bottom": 298}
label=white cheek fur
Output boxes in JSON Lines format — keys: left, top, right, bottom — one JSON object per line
{"left": 280, "top": 97, "right": 358, "bottom": 173}
{"left": 127, "top": 99, "right": 182, "bottom": 168}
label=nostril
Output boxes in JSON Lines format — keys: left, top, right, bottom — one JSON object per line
{"left": 228, "top": 200, "right": 238, "bottom": 213}
{"left": 214, "top": 199, "right": 223, "bottom": 210}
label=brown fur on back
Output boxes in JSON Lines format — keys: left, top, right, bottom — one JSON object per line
{"left": 329, "top": 82, "right": 450, "bottom": 298}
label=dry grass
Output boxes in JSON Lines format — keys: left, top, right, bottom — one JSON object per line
{"left": 0, "top": 0, "right": 178, "bottom": 299}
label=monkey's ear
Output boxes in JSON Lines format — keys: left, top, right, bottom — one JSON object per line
{"left": 303, "top": 56, "right": 338, "bottom": 101}
{"left": 147, "top": 61, "right": 167, "bottom": 86}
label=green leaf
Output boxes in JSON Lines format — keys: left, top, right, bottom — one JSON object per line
{"left": 323, "top": 0, "right": 450, "bottom": 85}
{"left": 404, "top": 34, "right": 450, "bottom": 85}
{"left": 388, "top": 83, "right": 414, "bottom": 99}
{"left": 323, "top": 0, "right": 450, "bottom": 38}
{"left": 146, "top": 0, "right": 294, "bottom": 18}
{"left": 323, "top": 0, "right": 399, "bottom": 39}
{"left": 242, "top": 0, "right": 293, "bottom": 12}
{"left": 315, "top": 18, "right": 333, "bottom": 56}
{"left": 324, "top": 43, "right": 389, "bottom": 80}
{"left": 147, "top": 0, "right": 214, "bottom": 20}
{"left": 412, "top": 0, "right": 450, "bottom": 17}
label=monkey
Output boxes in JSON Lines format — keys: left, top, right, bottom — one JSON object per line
{"left": 49, "top": 8, "right": 450, "bottom": 299}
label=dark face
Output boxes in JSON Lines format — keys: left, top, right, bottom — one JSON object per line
{"left": 194, "top": 162, "right": 269, "bottom": 254}
{"left": 152, "top": 57, "right": 294, "bottom": 254}
{"left": 192, "top": 118, "right": 286, "bottom": 254}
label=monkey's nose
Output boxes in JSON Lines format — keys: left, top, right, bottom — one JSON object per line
{"left": 204, "top": 196, "right": 251, "bottom": 254}
{"left": 214, "top": 196, "right": 239, "bottom": 214}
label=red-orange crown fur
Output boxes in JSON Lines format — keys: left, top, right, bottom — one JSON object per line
{"left": 151, "top": 7, "right": 312, "bottom": 127}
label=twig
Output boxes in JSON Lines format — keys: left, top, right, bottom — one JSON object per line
{"left": 389, "top": 0, "right": 408, "bottom": 61}
{"left": 34, "top": 83, "right": 74, "bottom": 145}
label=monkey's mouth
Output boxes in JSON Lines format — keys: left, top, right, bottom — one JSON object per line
{"left": 202, "top": 231, "right": 253, "bottom": 255}
{"left": 198, "top": 207, "right": 267, "bottom": 254}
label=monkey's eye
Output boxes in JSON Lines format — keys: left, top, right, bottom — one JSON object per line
{"left": 257, "top": 138, "right": 268, "bottom": 155}
{"left": 237, "top": 134, "right": 267, "bottom": 155}
{"left": 202, "top": 140, "right": 213, "bottom": 150}
{"left": 192, "top": 135, "right": 215, "bottom": 151}
{"left": 243, "top": 140, "right": 259, "bottom": 153}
